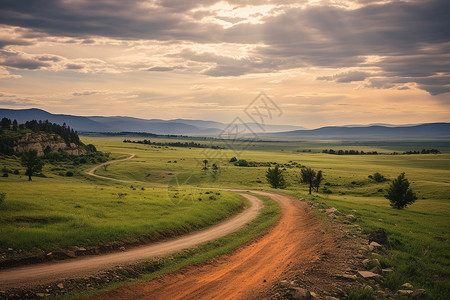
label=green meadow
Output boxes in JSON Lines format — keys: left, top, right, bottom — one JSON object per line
{"left": 1, "top": 137, "right": 449, "bottom": 298}
{"left": 0, "top": 154, "right": 246, "bottom": 256}
{"left": 85, "top": 137, "right": 450, "bottom": 299}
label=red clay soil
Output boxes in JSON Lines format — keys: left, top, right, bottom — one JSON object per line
{"left": 85, "top": 191, "right": 333, "bottom": 300}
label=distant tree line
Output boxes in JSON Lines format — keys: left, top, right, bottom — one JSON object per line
{"left": 322, "top": 149, "right": 440, "bottom": 155}
{"left": 403, "top": 149, "right": 440, "bottom": 154}
{"left": 123, "top": 139, "right": 223, "bottom": 149}
{"left": 322, "top": 149, "right": 379, "bottom": 155}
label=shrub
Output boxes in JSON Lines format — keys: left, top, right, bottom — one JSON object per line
{"left": 385, "top": 173, "right": 417, "bottom": 209}
{"left": 229, "top": 157, "right": 237, "bottom": 163}
{"left": 266, "top": 165, "right": 286, "bottom": 189}
{"left": 65, "top": 171, "right": 74, "bottom": 177}
{"left": 2, "top": 173, "right": 8, "bottom": 177}
{"left": 13, "top": 169, "right": 20, "bottom": 175}
{"left": 235, "top": 159, "right": 249, "bottom": 167}
{"left": 369, "top": 172, "right": 388, "bottom": 182}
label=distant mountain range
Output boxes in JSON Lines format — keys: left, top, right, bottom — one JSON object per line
{"left": 269, "top": 123, "right": 450, "bottom": 140}
{"left": 1, "top": 108, "right": 449, "bottom": 140}
{"left": 0, "top": 108, "right": 304, "bottom": 135}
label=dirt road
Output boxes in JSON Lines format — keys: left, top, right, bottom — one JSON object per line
{"left": 85, "top": 153, "right": 136, "bottom": 182}
{"left": 86, "top": 191, "right": 332, "bottom": 300}
{"left": 0, "top": 193, "right": 262, "bottom": 289}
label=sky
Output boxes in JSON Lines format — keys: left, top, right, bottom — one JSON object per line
{"left": 0, "top": 0, "right": 449, "bottom": 128}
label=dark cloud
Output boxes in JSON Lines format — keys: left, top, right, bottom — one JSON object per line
{"left": 37, "top": 54, "right": 61, "bottom": 62}
{"left": 0, "top": 0, "right": 222, "bottom": 42}
{"left": 147, "top": 66, "right": 183, "bottom": 72}
{"left": 0, "top": 0, "right": 448, "bottom": 94}
{"left": 0, "top": 37, "right": 33, "bottom": 49}
{"left": 317, "top": 71, "right": 372, "bottom": 83}
{"left": 0, "top": 98, "right": 37, "bottom": 106}
{"left": 0, "top": 50, "right": 50, "bottom": 69}
{"left": 73, "top": 91, "right": 97, "bottom": 96}
{"left": 65, "top": 63, "right": 84, "bottom": 70}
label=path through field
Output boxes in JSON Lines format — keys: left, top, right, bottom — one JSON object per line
{"left": 0, "top": 154, "right": 263, "bottom": 289}
{"left": 85, "top": 191, "right": 331, "bottom": 300}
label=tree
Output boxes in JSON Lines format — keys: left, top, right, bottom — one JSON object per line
{"left": 313, "top": 170, "right": 324, "bottom": 192}
{"left": 385, "top": 173, "right": 417, "bottom": 209}
{"left": 1, "top": 117, "right": 11, "bottom": 129}
{"left": 21, "top": 150, "right": 44, "bottom": 181}
{"left": 203, "top": 159, "right": 208, "bottom": 170}
{"left": 300, "top": 167, "right": 316, "bottom": 194}
{"left": 229, "top": 157, "right": 237, "bottom": 163}
{"left": 266, "top": 165, "right": 286, "bottom": 189}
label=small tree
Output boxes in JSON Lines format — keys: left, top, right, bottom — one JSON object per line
{"left": 266, "top": 165, "right": 286, "bottom": 189}
{"left": 313, "top": 170, "right": 324, "bottom": 192}
{"left": 229, "top": 157, "right": 237, "bottom": 163}
{"left": 385, "top": 173, "right": 417, "bottom": 209}
{"left": 300, "top": 167, "right": 316, "bottom": 194}
{"left": 21, "top": 149, "right": 44, "bottom": 181}
{"left": 202, "top": 159, "right": 208, "bottom": 170}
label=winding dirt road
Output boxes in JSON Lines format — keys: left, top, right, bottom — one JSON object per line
{"left": 0, "top": 154, "right": 263, "bottom": 289}
{"left": 85, "top": 153, "right": 136, "bottom": 183}
{"left": 0, "top": 194, "right": 262, "bottom": 289}
{"left": 86, "top": 191, "right": 331, "bottom": 300}
{"left": 1, "top": 153, "right": 331, "bottom": 300}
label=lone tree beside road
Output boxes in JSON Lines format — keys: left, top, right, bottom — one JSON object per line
{"left": 385, "top": 172, "right": 417, "bottom": 209}
{"left": 300, "top": 167, "right": 324, "bottom": 194}
{"left": 266, "top": 165, "right": 286, "bottom": 189}
{"left": 313, "top": 170, "right": 324, "bottom": 192}
{"left": 21, "top": 149, "right": 44, "bottom": 181}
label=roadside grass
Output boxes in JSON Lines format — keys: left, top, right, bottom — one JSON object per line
{"left": 87, "top": 138, "right": 449, "bottom": 299}
{"left": 69, "top": 194, "right": 281, "bottom": 299}
{"left": 2, "top": 137, "right": 449, "bottom": 299}
{"left": 0, "top": 156, "right": 246, "bottom": 256}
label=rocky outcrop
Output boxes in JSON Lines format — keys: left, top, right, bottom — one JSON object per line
{"left": 13, "top": 132, "right": 86, "bottom": 156}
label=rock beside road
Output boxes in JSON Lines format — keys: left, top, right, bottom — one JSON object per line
{"left": 368, "top": 228, "right": 387, "bottom": 244}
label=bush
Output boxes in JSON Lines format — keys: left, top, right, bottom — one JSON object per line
{"left": 369, "top": 172, "right": 388, "bottom": 182}
{"left": 13, "top": 169, "right": 19, "bottom": 175}
{"left": 385, "top": 173, "right": 417, "bottom": 209}
{"left": 229, "top": 157, "right": 237, "bottom": 162}
{"left": 65, "top": 171, "right": 74, "bottom": 177}
{"left": 2, "top": 173, "right": 8, "bottom": 177}
{"left": 235, "top": 159, "right": 249, "bottom": 167}
{"left": 266, "top": 165, "right": 286, "bottom": 189}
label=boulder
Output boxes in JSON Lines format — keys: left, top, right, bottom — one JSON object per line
{"left": 324, "top": 207, "right": 337, "bottom": 214}
{"left": 397, "top": 290, "right": 413, "bottom": 296}
{"left": 369, "top": 265, "right": 383, "bottom": 275}
{"left": 411, "top": 289, "right": 426, "bottom": 297}
{"left": 289, "top": 287, "right": 311, "bottom": 300}
{"left": 368, "top": 228, "right": 387, "bottom": 244}
{"left": 362, "top": 258, "right": 380, "bottom": 267}
{"left": 345, "top": 214, "right": 357, "bottom": 221}
{"left": 357, "top": 271, "right": 382, "bottom": 279}
{"left": 401, "top": 283, "right": 413, "bottom": 289}
{"left": 369, "top": 241, "right": 382, "bottom": 251}
{"left": 338, "top": 274, "right": 357, "bottom": 281}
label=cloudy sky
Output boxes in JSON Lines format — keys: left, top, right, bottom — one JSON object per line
{"left": 0, "top": 0, "right": 449, "bottom": 128}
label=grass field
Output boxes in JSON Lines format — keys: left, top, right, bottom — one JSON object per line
{"left": 83, "top": 137, "right": 450, "bottom": 299}
{"left": 0, "top": 155, "right": 246, "bottom": 256}
{"left": 1, "top": 136, "right": 449, "bottom": 299}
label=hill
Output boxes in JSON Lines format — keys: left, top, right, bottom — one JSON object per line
{"left": 270, "top": 123, "right": 450, "bottom": 140}
{"left": 0, "top": 108, "right": 305, "bottom": 136}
